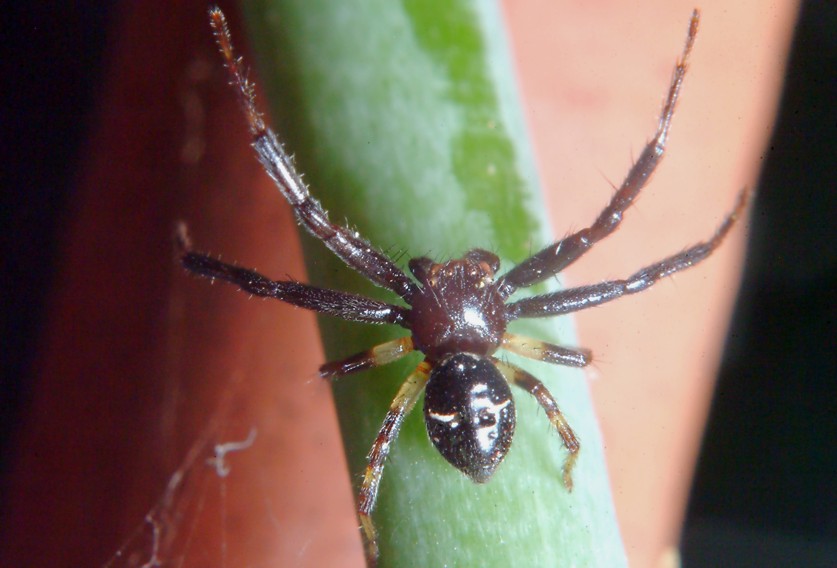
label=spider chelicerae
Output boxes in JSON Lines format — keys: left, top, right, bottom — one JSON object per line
{"left": 178, "top": 7, "right": 748, "bottom": 564}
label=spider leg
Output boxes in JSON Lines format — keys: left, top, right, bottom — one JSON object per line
{"left": 177, "top": 224, "right": 408, "bottom": 326}
{"left": 358, "top": 361, "right": 431, "bottom": 565}
{"left": 208, "top": 8, "right": 418, "bottom": 302}
{"left": 319, "top": 337, "right": 414, "bottom": 378}
{"left": 497, "top": 10, "right": 701, "bottom": 299}
{"left": 493, "top": 359, "right": 579, "bottom": 490}
{"left": 506, "top": 187, "right": 750, "bottom": 320}
{"left": 501, "top": 333, "right": 591, "bottom": 368}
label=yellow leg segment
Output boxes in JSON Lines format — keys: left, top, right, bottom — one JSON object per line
{"left": 357, "top": 360, "right": 431, "bottom": 565}
{"left": 494, "top": 358, "right": 580, "bottom": 490}
{"left": 501, "top": 333, "right": 592, "bottom": 368}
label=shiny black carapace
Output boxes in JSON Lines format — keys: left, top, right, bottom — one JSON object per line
{"left": 179, "top": 8, "right": 748, "bottom": 565}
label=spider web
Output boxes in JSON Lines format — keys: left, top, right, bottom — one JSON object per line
{"left": 98, "top": 302, "right": 364, "bottom": 568}
{"left": 103, "top": 395, "right": 263, "bottom": 568}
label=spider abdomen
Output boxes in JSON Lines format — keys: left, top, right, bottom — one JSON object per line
{"left": 423, "top": 353, "right": 515, "bottom": 483}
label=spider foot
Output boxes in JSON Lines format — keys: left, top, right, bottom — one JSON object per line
{"left": 360, "top": 513, "right": 379, "bottom": 567}
{"left": 562, "top": 451, "right": 579, "bottom": 492}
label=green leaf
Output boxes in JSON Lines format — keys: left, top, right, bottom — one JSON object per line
{"left": 242, "top": 1, "right": 626, "bottom": 565}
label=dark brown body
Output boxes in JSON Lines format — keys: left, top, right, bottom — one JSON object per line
{"left": 409, "top": 252, "right": 513, "bottom": 482}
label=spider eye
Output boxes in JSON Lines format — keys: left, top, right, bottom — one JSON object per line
{"left": 464, "top": 248, "right": 500, "bottom": 275}
{"left": 424, "top": 353, "right": 515, "bottom": 483}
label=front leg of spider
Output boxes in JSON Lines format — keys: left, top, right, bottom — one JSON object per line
{"left": 184, "top": 8, "right": 749, "bottom": 567}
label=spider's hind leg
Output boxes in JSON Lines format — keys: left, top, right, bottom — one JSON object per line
{"left": 357, "top": 361, "right": 431, "bottom": 565}
{"left": 494, "top": 359, "right": 580, "bottom": 490}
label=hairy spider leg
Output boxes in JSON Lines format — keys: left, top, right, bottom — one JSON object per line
{"left": 501, "top": 333, "right": 592, "bottom": 367}
{"left": 207, "top": 8, "right": 417, "bottom": 302}
{"left": 176, "top": 224, "right": 408, "bottom": 325}
{"left": 496, "top": 10, "right": 701, "bottom": 300}
{"left": 493, "top": 359, "right": 580, "bottom": 490}
{"left": 506, "top": 187, "right": 750, "bottom": 320}
{"left": 358, "top": 361, "right": 431, "bottom": 566}
{"left": 319, "top": 337, "right": 415, "bottom": 378}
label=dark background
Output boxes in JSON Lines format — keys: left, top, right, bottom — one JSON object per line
{"left": 1, "top": 1, "right": 834, "bottom": 566}
{"left": 681, "top": 1, "right": 837, "bottom": 565}
{"left": 1, "top": 2, "right": 116, "bottom": 464}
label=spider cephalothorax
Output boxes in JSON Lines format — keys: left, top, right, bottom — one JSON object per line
{"left": 408, "top": 250, "right": 506, "bottom": 361}
{"left": 179, "top": 8, "right": 748, "bottom": 565}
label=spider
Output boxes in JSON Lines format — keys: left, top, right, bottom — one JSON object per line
{"left": 178, "top": 7, "right": 748, "bottom": 564}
